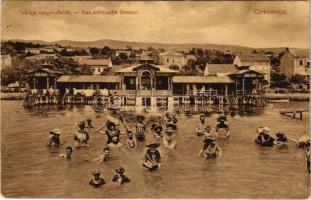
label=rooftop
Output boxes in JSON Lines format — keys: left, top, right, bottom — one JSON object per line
{"left": 173, "top": 76, "right": 234, "bottom": 83}
{"left": 160, "top": 51, "right": 184, "bottom": 57}
{"left": 27, "top": 67, "right": 63, "bottom": 75}
{"left": 204, "top": 64, "right": 237, "bottom": 76}
{"left": 288, "top": 48, "right": 310, "bottom": 58}
{"left": 57, "top": 75, "right": 120, "bottom": 83}
{"left": 76, "top": 58, "right": 111, "bottom": 66}
{"left": 116, "top": 64, "right": 178, "bottom": 73}
{"left": 238, "top": 54, "right": 269, "bottom": 62}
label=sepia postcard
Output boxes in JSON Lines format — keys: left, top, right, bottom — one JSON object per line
{"left": 1, "top": 0, "right": 310, "bottom": 199}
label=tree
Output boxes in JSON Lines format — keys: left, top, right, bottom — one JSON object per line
{"left": 169, "top": 64, "right": 180, "bottom": 70}
{"left": 76, "top": 65, "right": 93, "bottom": 75}
{"left": 89, "top": 47, "right": 100, "bottom": 57}
{"left": 290, "top": 74, "right": 309, "bottom": 85}
{"left": 126, "top": 45, "right": 133, "bottom": 51}
{"left": 270, "top": 72, "right": 291, "bottom": 88}
{"left": 118, "top": 52, "right": 128, "bottom": 60}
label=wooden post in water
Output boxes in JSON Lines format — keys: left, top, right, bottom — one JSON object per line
{"left": 292, "top": 111, "right": 296, "bottom": 119}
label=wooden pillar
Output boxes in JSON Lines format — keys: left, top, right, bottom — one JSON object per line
{"left": 167, "top": 76, "right": 170, "bottom": 90}
{"left": 120, "top": 75, "right": 123, "bottom": 90}
{"left": 242, "top": 78, "right": 245, "bottom": 96}
{"left": 225, "top": 84, "right": 228, "bottom": 96}
{"left": 47, "top": 77, "right": 49, "bottom": 89}
{"left": 54, "top": 77, "right": 57, "bottom": 89}
{"left": 235, "top": 79, "right": 238, "bottom": 96}
{"left": 33, "top": 77, "right": 36, "bottom": 89}
{"left": 136, "top": 76, "right": 139, "bottom": 91}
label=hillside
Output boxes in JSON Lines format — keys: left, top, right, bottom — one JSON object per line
{"left": 3, "top": 39, "right": 254, "bottom": 53}
{"left": 2, "top": 39, "right": 308, "bottom": 54}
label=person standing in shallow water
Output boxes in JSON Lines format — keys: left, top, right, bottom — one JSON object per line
{"left": 255, "top": 126, "right": 274, "bottom": 147}
{"left": 196, "top": 115, "right": 207, "bottom": 136}
{"left": 112, "top": 167, "right": 130, "bottom": 185}
{"left": 47, "top": 128, "right": 62, "bottom": 148}
{"left": 143, "top": 143, "right": 161, "bottom": 171}
{"left": 74, "top": 121, "right": 90, "bottom": 148}
{"left": 105, "top": 122, "right": 120, "bottom": 145}
{"left": 89, "top": 169, "right": 105, "bottom": 188}
{"left": 306, "top": 140, "right": 310, "bottom": 174}
{"left": 199, "top": 138, "right": 222, "bottom": 159}
{"left": 85, "top": 118, "right": 94, "bottom": 128}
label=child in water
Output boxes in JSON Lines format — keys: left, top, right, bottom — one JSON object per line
{"left": 135, "top": 115, "right": 146, "bottom": 141}
{"left": 59, "top": 146, "right": 73, "bottom": 160}
{"left": 153, "top": 125, "right": 163, "bottom": 139}
{"left": 163, "top": 126, "right": 176, "bottom": 149}
{"left": 126, "top": 131, "right": 137, "bottom": 149}
{"left": 94, "top": 147, "right": 111, "bottom": 163}
{"left": 203, "top": 125, "right": 215, "bottom": 140}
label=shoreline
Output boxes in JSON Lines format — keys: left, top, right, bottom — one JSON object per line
{"left": 1, "top": 93, "right": 26, "bottom": 100}
{"left": 1, "top": 92, "right": 309, "bottom": 101}
{"left": 265, "top": 93, "right": 310, "bottom": 101}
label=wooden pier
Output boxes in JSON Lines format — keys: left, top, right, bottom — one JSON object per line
{"left": 280, "top": 110, "right": 309, "bottom": 120}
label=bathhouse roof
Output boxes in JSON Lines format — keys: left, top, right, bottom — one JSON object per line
{"left": 238, "top": 54, "right": 269, "bottom": 62}
{"left": 172, "top": 76, "right": 234, "bottom": 83}
{"left": 116, "top": 64, "right": 178, "bottom": 73}
{"left": 57, "top": 75, "right": 120, "bottom": 83}
{"left": 27, "top": 68, "right": 63, "bottom": 75}
{"left": 204, "top": 64, "right": 237, "bottom": 76}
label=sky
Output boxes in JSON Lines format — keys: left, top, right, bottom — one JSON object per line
{"left": 1, "top": 1, "right": 310, "bottom": 48}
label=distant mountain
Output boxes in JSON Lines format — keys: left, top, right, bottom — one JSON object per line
{"left": 2, "top": 38, "right": 307, "bottom": 54}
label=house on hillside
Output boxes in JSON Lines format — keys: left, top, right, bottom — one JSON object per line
{"left": 279, "top": 48, "right": 310, "bottom": 79}
{"left": 25, "top": 48, "right": 41, "bottom": 55}
{"left": 77, "top": 57, "right": 113, "bottom": 75}
{"left": 41, "top": 47, "right": 55, "bottom": 54}
{"left": 233, "top": 53, "right": 271, "bottom": 84}
{"left": 159, "top": 51, "right": 186, "bottom": 67}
